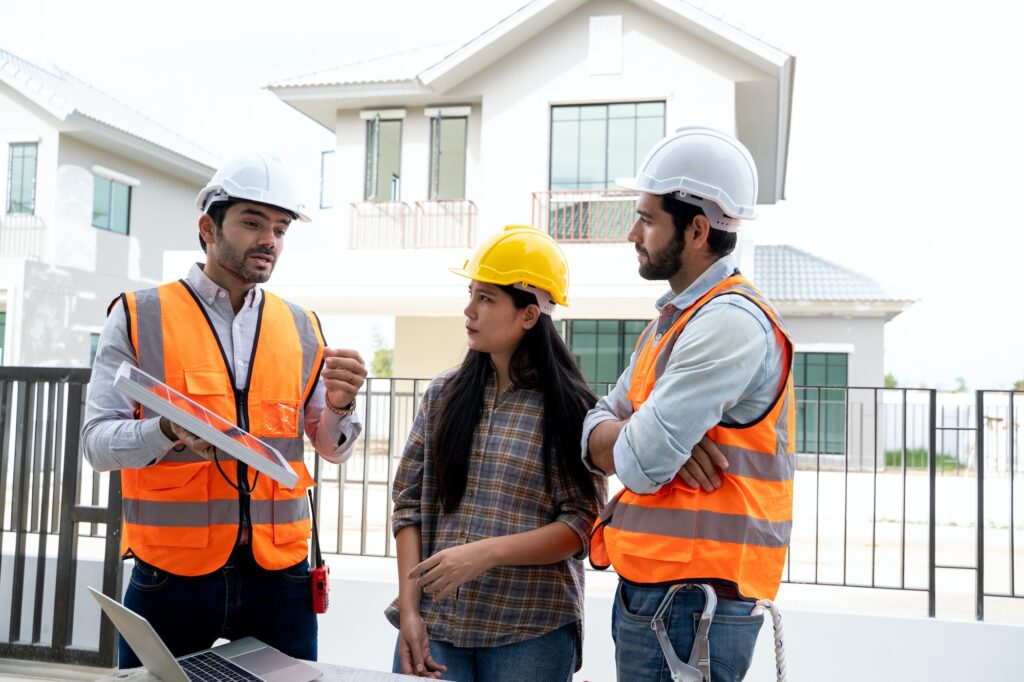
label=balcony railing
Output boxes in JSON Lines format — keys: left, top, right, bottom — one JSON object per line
{"left": 2, "top": 369, "right": 1021, "bottom": 668}
{"left": 0, "top": 213, "right": 44, "bottom": 259}
{"left": 349, "top": 200, "right": 476, "bottom": 249}
{"left": 532, "top": 189, "right": 637, "bottom": 242}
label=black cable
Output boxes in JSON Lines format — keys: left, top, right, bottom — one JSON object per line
{"left": 211, "top": 448, "right": 259, "bottom": 495}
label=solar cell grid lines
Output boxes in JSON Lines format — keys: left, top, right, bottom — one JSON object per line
{"left": 113, "top": 362, "right": 298, "bottom": 487}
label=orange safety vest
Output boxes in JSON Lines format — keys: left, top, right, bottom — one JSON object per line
{"left": 590, "top": 274, "right": 795, "bottom": 600}
{"left": 117, "top": 280, "right": 325, "bottom": 576}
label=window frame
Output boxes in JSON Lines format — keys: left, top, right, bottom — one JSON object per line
{"left": 91, "top": 175, "right": 132, "bottom": 235}
{"left": 794, "top": 352, "right": 849, "bottom": 455}
{"left": 6, "top": 142, "right": 39, "bottom": 215}
{"left": 547, "top": 101, "right": 665, "bottom": 191}
{"left": 428, "top": 115, "right": 468, "bottom": 200}
{"left": 364, "top": 117, "right": 403, "bottom": 202}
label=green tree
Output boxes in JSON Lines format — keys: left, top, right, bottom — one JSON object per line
{"left": 884, "top": 372, "right": 897, "bottom": 388}
{"left": 953, "top": 376, "right": 967, "bottom": 393}
{"left": 369, "top": 331, "right": 393, "bottom": 378}
{"left": 1013, "top": 378, "right": 1024, "bottom": 391}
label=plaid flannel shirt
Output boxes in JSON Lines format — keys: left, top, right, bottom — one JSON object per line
{"left": 387, "top": 368, "right": 606, "bottom": 648}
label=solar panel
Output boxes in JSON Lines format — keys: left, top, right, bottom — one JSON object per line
{"left": 113, "top": 361, "right": 299, "bottom": 487}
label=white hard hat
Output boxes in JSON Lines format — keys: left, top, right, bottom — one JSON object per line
{"left": 617, "top": 127, "right": 758, "bottom": 232}
{"left": 196, "top": 153, "right": 310, "bottom": 222}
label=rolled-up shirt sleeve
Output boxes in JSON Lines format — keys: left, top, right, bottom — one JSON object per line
{"left": 552, "top": 465, "right": 608, "bottom": 559}
{"left": 613, "top": 301, "right": 771, "bottom": 494}
{"left": 580, "top": 357, "right": 636, "bottom": 474}
{"left": 82, "top": 300, "right": 177, "bottom": 472}
{"left": 305, "top": 380, "right": 362, "bottom": 464}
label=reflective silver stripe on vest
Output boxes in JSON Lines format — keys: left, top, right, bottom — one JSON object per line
{"left": 158, "top": 449, "right": 208, "bottom": 464}
{"left": 263, "top": 437, "right": 306, "bottom": 463}
{"left": 775, "top": 389, "right": 792, "bottom": 456}
{"left": 283, "top": 298, "right": 321, "bottom": 402}
{"left": 719, "top": 444, "right": 794, "bottom": 482}
{"left": 123, "top": 498, "right": 237, "bottom": 527}
{"left": 123, "top": 496, "right": 309, "bottom": 527}
{"left": 610, "top": 503, "right": 792, "bottom": 548}
{"left": 250, "top": 497, "right": 310, "bottom": 526}
{"left": 133, "top": 288, "right": 165, "bottom": 381}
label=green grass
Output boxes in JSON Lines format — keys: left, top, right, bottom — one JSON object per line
{"left": 885, "top": 448, "right": 961, "bottom": 469}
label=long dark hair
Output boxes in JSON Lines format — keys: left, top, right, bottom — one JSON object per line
{"left": 433, "top": 285, "right": 601, "bottom": 513}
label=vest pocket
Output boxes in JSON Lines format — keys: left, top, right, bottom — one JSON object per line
{"left": 133, "top": 462, "right": 210, "bottom": 548}
{"left": 262, "top": 400, "right": 300, "bottom": 438}
{"left": 183, "top": 368, "right": 227, "bottom": 395}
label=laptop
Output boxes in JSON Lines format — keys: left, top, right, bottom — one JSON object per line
{"left": 88, "top": 587, "right": 323, "bottom": 682}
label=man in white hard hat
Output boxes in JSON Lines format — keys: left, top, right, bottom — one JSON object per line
{"left": 583, "top": 128, "right": 796, "bottom": 680}
{"left": 83, "top": 153, "right": 367, "bottom": 668}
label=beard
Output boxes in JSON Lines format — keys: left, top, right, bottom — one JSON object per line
{"left": 637, "top": 237, "right": 683, "bottom": 281}
{"left": 214, "top": 237, "right": 275, "bottom": 284}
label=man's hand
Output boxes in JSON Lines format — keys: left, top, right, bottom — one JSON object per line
{"left": 322, "top": 348, "right": 367, "bottom": 411}
{"left": 162, "top": 417, "right": 215, "bottom": 461}
{"left": 396, "top": 610, "right": 446, "bottom": 678}
{"left": 410, "top": 540, "right": 496, "bottom": 601}
{"left": 677, "top": 435, "right": 729, "bottom": 491}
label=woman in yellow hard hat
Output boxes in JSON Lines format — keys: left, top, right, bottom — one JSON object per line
{"left": 386, "top": 225, "right": 606, "bottom": 680}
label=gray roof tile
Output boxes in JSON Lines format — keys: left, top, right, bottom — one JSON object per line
{"left": 0, "top": 48, "right": 218, "bottom": 169}
{"left": 754, "top": 244, "right": 903, "bottom": 302}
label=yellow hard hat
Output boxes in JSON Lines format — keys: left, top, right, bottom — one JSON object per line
{"left": 450, "top": 225, "right": 570, "bottom": 308}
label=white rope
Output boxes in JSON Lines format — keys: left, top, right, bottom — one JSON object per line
{"left": 754, "top": 599, "right": 786, "bottom": 682}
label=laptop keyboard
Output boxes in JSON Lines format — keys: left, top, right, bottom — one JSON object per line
{"left": 179, "top": 650, "right": 263, "bottom": 681}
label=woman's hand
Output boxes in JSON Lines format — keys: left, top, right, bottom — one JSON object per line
{"left": 410, "top": 540, "right": 497, "bottom": 601}
{"left": 396, "top": 610, "right": 446, "bottom": 678}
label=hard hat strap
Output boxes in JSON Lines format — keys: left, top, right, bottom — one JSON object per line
{"left": 512, "top": 283, "right": 557, "bottom": 315}
{"left": 672, "top": 192, "right": 741, "bottom": 233}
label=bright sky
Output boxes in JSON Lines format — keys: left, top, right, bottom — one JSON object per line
{"left": 2, "top": 0, "right": 1021, "bottom": 389}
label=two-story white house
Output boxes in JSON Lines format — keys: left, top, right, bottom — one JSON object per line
{"left": 0, "top": 47, "right": 218, "bottom": 367}
{"left": 267, "top": 0, "right": 908, "bottom": 370}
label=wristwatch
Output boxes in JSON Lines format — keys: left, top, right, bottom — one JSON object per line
{"left": 327, "top": 397, "right": 356, "bottom": 417}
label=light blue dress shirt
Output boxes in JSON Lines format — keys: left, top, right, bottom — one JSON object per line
{"left": 83, "top": 263, "right": 361, "bottom": 471}
{"left": 581, "top": 254, "right": 786, "bottom": 494}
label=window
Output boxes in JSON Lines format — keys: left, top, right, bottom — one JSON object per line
{"left": 0, "top": 311, "right": 6, "bottom": 364}
{"left": 92, "top": 176, "right": 131, "bottom": 234}
{"left": 89, "top": 332, "right": 100, "bottom": 366}
{"left": 429, "top": 116, "right": 467, "bottom": 200}
{"left": 320, "top": 150, "right": 336, "bottom": 209}
{"left": 6, "top": 143, "right": 38, "bottom": 214}
{"left": 564, "top": 319, "right": 649, "bottom": 386}
{"left": 549, "top": 102, "right": 665, "bottom": 190}
{"left": 365, "top": 118, "right": 402, "bottom": 201}
{"left": 794, "top": 352, "right": 849, "bottom": 455}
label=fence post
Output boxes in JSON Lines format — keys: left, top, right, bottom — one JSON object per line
{"left": 975, "top": 390, "right": 985, "bottom": 621}
{"left": 928, "top": 389, "right": 937, "bottom": 617}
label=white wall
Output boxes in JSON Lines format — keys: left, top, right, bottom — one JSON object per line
{"left": 448, "top": 0, "right": 765, "bottom": 239}
{"left": 786, "top": 315, "right": 885, "bottom": 387}
{"left": 55, "top": 136, "right": 202, "bottom": 281}
{"left": 392, "top": 316, "right": 466, "bottom": 379}
{"left": 0, "top": 85, "right": 61, "bottom": 232}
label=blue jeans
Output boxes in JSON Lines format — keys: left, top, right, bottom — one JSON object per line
{"left": 392, "top": 623, "right": 578, "bottom": 682}
{"left": 119, "top": 545, "right": 316, "bottom": 669}
{"left": 612, "top": 582, "right": 763, "bottom": 682}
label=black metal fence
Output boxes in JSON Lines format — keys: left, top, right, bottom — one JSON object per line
{"left": 0, "top": 367, "right": 121, "bottom": 668}
{"left": 1, "top": 370, "right": 1020, "bottom": 669}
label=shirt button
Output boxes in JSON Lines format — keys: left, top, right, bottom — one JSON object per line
{"left": 655, "top": 333, "right": 663, "bottom": 341}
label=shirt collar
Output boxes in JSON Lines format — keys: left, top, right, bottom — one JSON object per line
{"left": 186, "top": 262, "right": 261, "bottom": 308}
{"left": 655, "top": 254, "right": 740, "bottom": 313}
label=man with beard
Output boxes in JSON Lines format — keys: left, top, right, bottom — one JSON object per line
{"left": 583, "top": 128, "right": 795, "bottom": 681}
{"left": 83, "top": 153, "right": 367, "bottom": 668}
